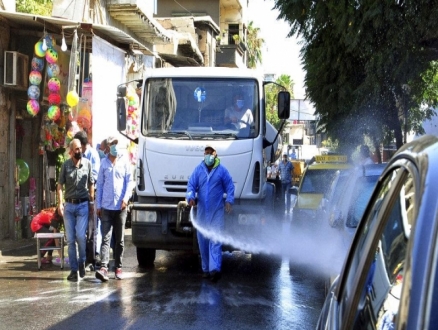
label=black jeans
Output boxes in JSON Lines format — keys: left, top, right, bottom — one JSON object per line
{"left": 100, "top": 208, "right": 127, "bottom": 269}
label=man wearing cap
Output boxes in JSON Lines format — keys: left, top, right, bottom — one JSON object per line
{"left": 95, "top": 136, "right": 135, "bottom": 281}
{"left": 186, "top": 145, "right": 234, "bottom": 282}
{"left": 57, "top": 138, "right": 95, "bottom": 282}
{"left": 278, "top": 153, "right": 294, "bottom": 215}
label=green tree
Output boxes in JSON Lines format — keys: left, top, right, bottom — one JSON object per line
{"left": 246, "top": 21, "right": 264, "bottom": 69}
{"left": 274, "top": 0, "right": 438, "bottom": 151}
{"left": 16, "top": 0, "right": 53, "bottom": 15}
{"left": 266, "top": 74, "right": 294, "bottom": 130}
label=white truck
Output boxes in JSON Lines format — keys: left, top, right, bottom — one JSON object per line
{"left": 116, "top": 67, "right": 290, "bottom": 266}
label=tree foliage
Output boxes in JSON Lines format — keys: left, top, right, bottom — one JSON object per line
{"left": 16, "top": 0, "right": 53, "bottom": 16}
{"left": 246, "top": 21, "right": 264, "bottom": 69}
{"left": 266, "top": 74, "right": 294, "bottom": 130}
{"left": 274, "top": 0, "right": 438, "bottom": 151}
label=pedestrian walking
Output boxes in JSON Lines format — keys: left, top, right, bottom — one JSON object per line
{"left": 74, "top": 130, "right": 102, "bottom": 269}
{"left": 186, "top": 145, "right": 234, "bottom": 282}
{"left": 57, "top": 138, "right": 95, "bottom": 282}
{"left": 95, "top": 136, "right": 134, "bottom": 281}
{"left": 278, "top": 154, "right": 294, "bottom": 215}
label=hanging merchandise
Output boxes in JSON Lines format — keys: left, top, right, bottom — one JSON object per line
{"left": 125, "top": 85, "right": 140, "bottom": 139}
{"left": 47, "top": 105, "right": 61, "bottom": 121}
{"left": 66, "top": 90, "right": 79, "bottom": 107}
{"left": 34, "top": 41, "right": 46, "bottom": 58}
{"left": 16, "top": 158, "right": 30, "bottom": 185}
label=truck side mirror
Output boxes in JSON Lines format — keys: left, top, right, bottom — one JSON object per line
{"left": 277, "top": 91, "right": 290, "bottom": 119}
{"left": 117, "top": 85, "right": 127, "bottom": 131}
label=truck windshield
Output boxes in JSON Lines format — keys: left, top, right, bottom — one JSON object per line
{"left": 142, "top": 78, "right": 259, "bottom": 140}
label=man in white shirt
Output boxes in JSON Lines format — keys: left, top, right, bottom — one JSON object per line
{"left": 224, "top": 92, "right": 254, "bottom": 130}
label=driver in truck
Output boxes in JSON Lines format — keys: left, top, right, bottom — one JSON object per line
{"left": 186, "top": 145, "right": 235, "bottom": 283}
{"left": 224, "top": 92, "right": 254, "bottom": 129}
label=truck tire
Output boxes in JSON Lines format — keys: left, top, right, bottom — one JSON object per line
{"left": 137, "top": 247, "right": 156, "bottom": 267}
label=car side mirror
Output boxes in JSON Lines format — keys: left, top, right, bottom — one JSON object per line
{"left": 117, "top": 85, "right": 127, "bottom": 131}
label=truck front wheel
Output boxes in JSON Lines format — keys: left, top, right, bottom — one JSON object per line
{"left": 137, "top": 247, "right": 156, "bottom": 267}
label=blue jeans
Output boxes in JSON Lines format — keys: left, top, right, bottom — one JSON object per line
{"left": 281, "top": 181, "right": 292, "bottom": 213}
{"left": 63, "top": 201, "right": 89, "bottom": 272}
{"left": 100, "top": 208, "right": 127, "bottom": 269}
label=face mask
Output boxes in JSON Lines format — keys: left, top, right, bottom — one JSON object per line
{"left": 98, "top": 150, "right": 106, "bottom": 159}
{"left": 236, "top": 99, "right": 244, "bottom": 109}
{"left": 110, "top": 144, "right": 118, "bottom": 157}
{"left": 204, "top": 154, "right": 215, "bottom": 166}
{"left": 74, "top": 152, "right": 82, "bottom": 160}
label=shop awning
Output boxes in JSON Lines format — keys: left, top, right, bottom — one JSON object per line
{"left": 0, "top": 11, "right": 164, "bottom": 55}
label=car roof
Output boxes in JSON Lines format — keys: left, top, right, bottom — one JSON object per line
{"left": 306, "top": 163, "right": 353, "bottom": 170}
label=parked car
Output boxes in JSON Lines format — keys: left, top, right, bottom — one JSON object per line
{"left": 328, "top": 163, "right": 387, "bottom": 236}
{"left": 317, "top": 135, "right": 438, "bottom": 330}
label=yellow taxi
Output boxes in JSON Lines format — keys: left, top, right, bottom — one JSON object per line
{"left": 291, "top": 155, "right": 353, "bottom": 225}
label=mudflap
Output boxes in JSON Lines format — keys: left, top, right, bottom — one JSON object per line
{"left": 85, "top": 202, "right": 96, "bottom": 269}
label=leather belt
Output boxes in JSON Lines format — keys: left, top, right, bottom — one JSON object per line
{"left": 65, "top": 198, "right": 89, "bottom": 204}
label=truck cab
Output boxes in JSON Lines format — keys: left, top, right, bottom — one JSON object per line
{"left": 116, "top": 67, "right": 290, "bottom": 266}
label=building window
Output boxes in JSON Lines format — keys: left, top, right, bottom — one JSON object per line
{"left": 228, "top": 24, "right": 239, "bottom": 44}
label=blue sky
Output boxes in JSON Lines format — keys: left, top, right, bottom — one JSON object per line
{"left": 247, "top": 0, "right": 306, "bottom": 99}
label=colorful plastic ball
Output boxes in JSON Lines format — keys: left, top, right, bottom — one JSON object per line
{"left": 128, "top": 106, "right": 135, "bottom": 113}
{"left": 31, "top": 57, "right": 44, "bottom": 72}
{"left": 47, "top": 63, "right": 60, "bottom": 78}
{"left": 45, "top": 48, "right": 58, "bottom": 64}
{"left": 44, "top": 34, "right": 55, "bottom": 49}
{"left": 27, "top": 100, "right": 40, "bottom": 116}
{"left": 48, "top": 105, "right": 61, "bottom": 121}
{"left": 66, "top": 90, "right": 79, "bottom": 107}
{"left": 48, "top": 77, "right": 61, "bottom": 93}
{"left": 29, "top": 70, "right": 42, "bottom": 85}
{"left": 48, "top": 93, "right": 61, "bottom": 105}
{"left": 27, "top": 85, "right": 40, "bottom": 100}
{"left": 34, "top": 41, "right": 46, "bottom": 57}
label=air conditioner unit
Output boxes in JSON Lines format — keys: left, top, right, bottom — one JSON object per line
{"left": 4, "top": 51, "right": 29, "bottom": 90}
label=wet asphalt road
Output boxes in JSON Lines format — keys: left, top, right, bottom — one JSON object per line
{"left": 0, "top": 226, "right": 326, "bottom": 330}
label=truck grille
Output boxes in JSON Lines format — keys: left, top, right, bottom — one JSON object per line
{"left": 164, "top": 181, "right": 188, "bottom": 193}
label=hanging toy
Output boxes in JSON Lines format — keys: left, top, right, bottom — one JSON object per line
{"left": 45, "top": 48, "right": 58, "bottom": 65}
{"left": 48, "top": 77, "right": 61, "bottom": 93}
{"left": 47, "top": 63, "right": 60, "bottom": 78}
{"left": 47, "top": 105, "right": 61, "bottom": 121}
{"left": 34, "top": 41, "right": 46, "bottom": 58}
{"left": 48, "top": 93, "right": 61, "bottom": 105}
{"left": 29, "top": 70, "right": 42, "bottom": 85}
{"left": 66, "top": 90, "right": 79, "bottom": 107}
{"left": 27, "top": 85, "right": 40, "bottom": 100}
{"left": 31, "top": 57, "right": 45, "bottom": 72}
{"left": 27, "top": 100, "right": 40, "bottom": 116}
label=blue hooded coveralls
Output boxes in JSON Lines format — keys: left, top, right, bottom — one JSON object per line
{"left": 186, "top": 158, "right": 234, "bottom": 273}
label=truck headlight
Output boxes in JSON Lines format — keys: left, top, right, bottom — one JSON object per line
{"left": 134, "top": 210, "right": 157, "bottom": 223}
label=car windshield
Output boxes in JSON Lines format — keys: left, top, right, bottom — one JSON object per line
{"left": 346, "top": 175, "right": 381, "bottom": 228}
{"left": 300, "top": 169, "right": 346, "bottom": 194}
{"left": 141, "top": 77, "right": 259, "bottom": 140}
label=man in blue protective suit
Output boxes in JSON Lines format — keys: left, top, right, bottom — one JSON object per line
{"left": 186, "top": 145, "right": 234, "bottom": 283}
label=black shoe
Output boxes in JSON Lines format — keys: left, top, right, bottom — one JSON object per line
{"left": 67, "top": 271, "right": 78, "bottom": 282}
{"left": 79, "top": 263, "right": 85, "bottom": 278}
{"left": 202, "top": 272, "right": 210, "bottom": 279}
{"left": 210, "top": 271, "right": 221, "bottom": 283}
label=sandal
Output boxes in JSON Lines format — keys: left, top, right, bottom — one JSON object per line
{"left": 41, "top": 257, "right": 52, "bottom": 264}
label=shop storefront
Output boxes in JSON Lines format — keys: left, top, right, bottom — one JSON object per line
{"left": 0, "top": 12, "right": 159, "bottom": 241}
